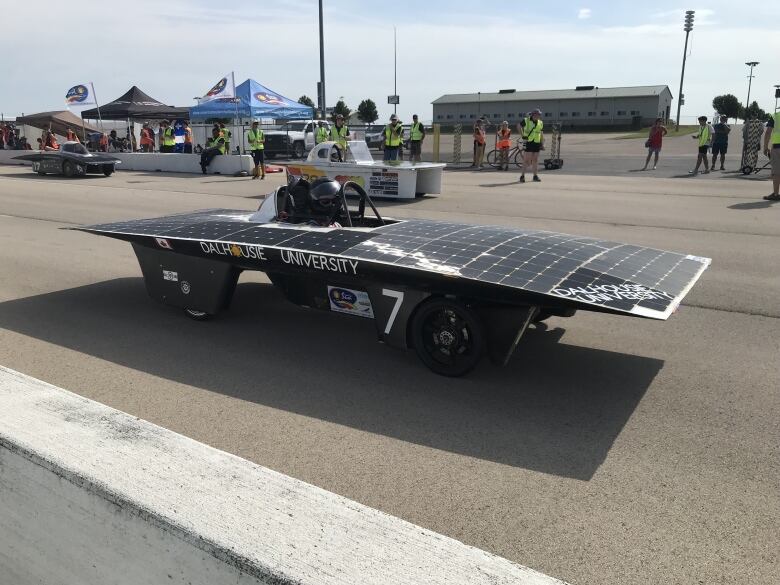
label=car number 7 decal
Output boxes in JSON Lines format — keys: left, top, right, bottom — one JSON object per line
{"left": 382, "top": 289, "right": 404, "bottom": 334}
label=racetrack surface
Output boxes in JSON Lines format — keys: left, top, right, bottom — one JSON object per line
{"left": 0, "top": 165, "right": 777, "bottom": 585}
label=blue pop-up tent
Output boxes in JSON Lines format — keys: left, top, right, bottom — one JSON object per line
{"left": 189, "top": 79, "right": 313, "bottom": 120}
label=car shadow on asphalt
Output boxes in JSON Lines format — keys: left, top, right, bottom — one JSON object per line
{"left": 0, "top": 278, "right": 662, "bottom": 481}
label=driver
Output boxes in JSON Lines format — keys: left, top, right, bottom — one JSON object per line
{"left": 308, "top": 177, "right": 342, "bottom": 227}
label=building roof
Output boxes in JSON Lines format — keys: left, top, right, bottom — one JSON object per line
{"left": 432, "top": 86, "right": 672, "bottom": 105}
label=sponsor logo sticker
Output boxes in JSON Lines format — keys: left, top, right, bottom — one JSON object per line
{"left": 327, "top": 286, "right": 374, "bottom": 318}
{"left": 155, "top": 238, "right": 173, "bottom": 250}
{"left": 162, "top": 270, "right": 178, "bottom": 282}
{"left": 180, "top": 281, "right": 191, "bottom": 295}
{"left": 199, "top": 241, "right": 267, "bottom": 261}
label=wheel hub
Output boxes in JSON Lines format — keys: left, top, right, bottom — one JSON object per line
{"left": 438, "top": 329, "right": 456, "bottom": 347}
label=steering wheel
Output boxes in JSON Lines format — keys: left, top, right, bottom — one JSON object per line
{"left": 333, "top": 181, "right": 385, "bottom": 227}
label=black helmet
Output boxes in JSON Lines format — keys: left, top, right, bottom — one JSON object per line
{"left": 309, "top": 177, "right": 341, "bottom": 215}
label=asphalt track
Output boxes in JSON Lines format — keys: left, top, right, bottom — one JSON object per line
{"left": 0, "top": 163, "right": 777, "bottom": 585}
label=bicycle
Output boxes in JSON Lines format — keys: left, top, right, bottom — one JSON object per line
{"left": 486, "top": 140, "right": 525, "bottom": 169}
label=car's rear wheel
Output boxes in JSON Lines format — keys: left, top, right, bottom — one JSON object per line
{"left": 102, "top": 164, "right": 114, "bottom": 176}
{"left": 184, "top": 308, "right": 211, "bottom": 321}
{"left": 410, "top": 298, "right": 485, "bottom": 377}
{"left": 62, "top": 160, "right": 76, "bottom": 177}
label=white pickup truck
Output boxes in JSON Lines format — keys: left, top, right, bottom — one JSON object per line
{"left": 263, "top": 120, "right": 330, "bottom": 159}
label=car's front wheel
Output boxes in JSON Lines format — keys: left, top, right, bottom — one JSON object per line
{"left": 103, "top": 164, "right": 114, "bottom": 177}
{"left": 410, "top": 298, "right": 485, "bottom": 376}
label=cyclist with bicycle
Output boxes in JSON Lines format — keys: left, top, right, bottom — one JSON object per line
{"left": 519, "top": 109, "right": 543, "bottom": 183}
{"left": 496, "top": 121, "right": 511, "bottom": 170}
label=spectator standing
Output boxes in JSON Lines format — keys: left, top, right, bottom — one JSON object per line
{"left": 711, "top": 115, "right": 730, "bottom": 170}
{"left": 219, "top": 122, "right": 232, "bottom": 154}
{"left": 331, "top": 114, "right": 350, "bottom": 161}
{"left": 160, "top": 120, "right": 175, "bottom": 153}
{"left": 689, "top": 115, "right": 713, "bottom": 175}
{"left": 43, "top": 131, "right": 60, "bottom": 151}
{"left": 247, "top": 120, "right": 265, "bottom": 180}
{"left": 472, "top": 119, "right": 486, "bottom": 168}
{"left": 383, "top": 114, "right": 403, "bottom": 161}
{"left": 496, "top": 121, "right": 511, "bottom": 170}
{"left": 642, "top": 117, "right": 667, "bottom": 170}
{"left": 519, "top": 109, "right": 544, "bottom": 183}
{"left": 408, "top": 114, "right": 425, "bottom": 163}
{"left": 183, "top": 122, "right": 193, "bottom": 154}
{"left": 315, "top": 120, "right": 329, "bottom": 144}
{"left": 762, "top": 110, "right": 780, "bottom": 201}
{"left": 140, "top": 123, "right": 154, "bottom": 152}
{"left": 200, "top": 127, "right": 226, "bottom": 174}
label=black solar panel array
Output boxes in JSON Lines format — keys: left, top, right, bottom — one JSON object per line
{"left": 79, "top": 211, "right": 710, "bottom": 318}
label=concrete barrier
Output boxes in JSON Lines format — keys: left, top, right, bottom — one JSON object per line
{"left": 0, "top": 149, "right": 254, "bottom": 175}
{"left": 0, "top": 366, "right": 568, "bottom": 585}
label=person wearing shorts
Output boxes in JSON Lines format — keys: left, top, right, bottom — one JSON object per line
{"left": 642, "top": 117, "right": 667, "bottom": 170}
{"left": 762, "top": 112, "right": 780, "bottom": 201}
{"left": 519, "top": 109, "right": 543, "bottom": 182}
{"left": 711, "top": 115, "right": 730, "bottom": 170}
{"left": 689, "top": 115, "right": 713, "bottom": 175}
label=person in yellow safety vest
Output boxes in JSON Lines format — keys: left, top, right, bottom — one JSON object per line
{"left": 219, "top": 122, "right": 232, "bottom": 154}
{"left": 248, "top": 120, "right": 266, "bottom": 180}
{"left": 159, "top": 120, "right": 176, "bottom": 153}
{"left": 689, "top": 115, "right": 713, "bottom": 175}
{"left": 519, "top": 108, "right": 544, "bottom": 183}
{"left": 408, "top": 114, "right": 425, "bottom": 162}
{"left": 762, "top": 110, "right": 780, "bottom": 201}
{"left": 330, "top": 114, "right": 350, "bottom": 161}
{"left": 315, "top": 120, "right": 329, "bottom": 144}
{"left": 383, "top": 113, "right": 403, "bottom": 161}
{"left": 200, "top": 127, "right": 226, "bottom": 174}
{"left": 496, "top": 121, "right": 512, "bottom": 170}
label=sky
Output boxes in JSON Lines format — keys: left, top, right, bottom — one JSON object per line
{"left": 1, "top": 0, "right": 778, "bottom": 123}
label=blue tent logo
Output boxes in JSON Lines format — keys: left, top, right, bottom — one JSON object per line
{"left": 254, "top": 92, "right": 284, "bottom": 106}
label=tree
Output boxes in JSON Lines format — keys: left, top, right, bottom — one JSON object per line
{"left": 744, "top": 100, "right": 768, "bottom": 121}
{"left": 332, "top": 99, "right": 351, "bottom": 121}
{"left": 356, "top": 99, "right": 378, "bottom": 124}
{"left": 712, "top": 94, "right": 741, "bottom": 122}
{"left": 298, "top": 95, "right": 315, "bottom": 108}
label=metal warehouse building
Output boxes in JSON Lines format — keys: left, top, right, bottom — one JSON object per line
{"left": 432, "top": 85, "right": 673, "bottom": 128}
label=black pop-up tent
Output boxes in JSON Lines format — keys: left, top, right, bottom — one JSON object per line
{"left": 80, "top": 86, "right": 189, "bottom": 121}
{"left": 16, "top": 110, "right": 100, "bottom": 137}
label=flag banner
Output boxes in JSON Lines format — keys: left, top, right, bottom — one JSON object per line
{"left": 65, "top": 84, "right": 96, "bottom": 106}
{"left": 200, "top": 73, "right": 235, "bottom": 103}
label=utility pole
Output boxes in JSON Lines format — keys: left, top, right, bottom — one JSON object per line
{"left": 675, "top": 10, "right": 694, "bottom": 131}
{"left": 318, "top": 0, "right": 326, "bottom": 119}
{"left": 393, "top": 26, "right": 397, "bottom": 116}
{"left": 743, "top": 61, "right": 759, "bottom": 121}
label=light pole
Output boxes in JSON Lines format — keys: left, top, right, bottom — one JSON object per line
{"left": 675, "top": 10, "right": 694, "bottom": 131}
{"left": 318, "top": 0, "right": 326, "bottom": 119}
{"left": 775, "top": 85, "right": 780, "bottom": 112}
{"left": 743, "top": 61, "right": 759, "bottom": 121}
{"left": 393, "top": 26, "right": 397, "bottom": 116}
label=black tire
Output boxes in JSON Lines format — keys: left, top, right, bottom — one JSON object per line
{"left": 513, "top": 149, "right": 524, "bottom": 168}
{"left": 103, "top": 164, "right": 114, "bottom": 177}
{"left": 485, "top": 149, "right": 499, "bottom": 169}
{"left": 410, "top": 298, "right": 485, "bottom": 377}
{"left": 741, "top": 165, "right": 753, "bottom": 175}
{"left": 37, "top": 171, "right": 46, "bottom": 176}
{"left": 544, "top": 161, "right": 551, "bottom": 170}
{"left": 293, "top": 141, "right": 305, "bottom": 158}
{"left": 62, "top": 160, "right": 76, "bottom": 178}
{"left": 532, "top": 310, "right": 554, "bottom": 323}
{"left": 184, "top": 308, "right": 211, "bottom": 321}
